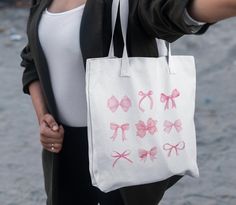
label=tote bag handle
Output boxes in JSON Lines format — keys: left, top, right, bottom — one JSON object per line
{"left": 107, "top": 0, "right": 130, "bottom": 76}
{"left": 108, "top": 0, "right": 127, "bottom": 58}
{"left": 108, "top": 0, "right": 174, "bottom": 75}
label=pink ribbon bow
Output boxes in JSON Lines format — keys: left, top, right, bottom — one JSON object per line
{"left": 160, "top": 89, "right": 180, "bottom": 110}
{"left": 135, "top": 118, "right": 157, "bottom": 138}
{"left": 138, "top": 90, "right": 154, "bottom": 112}
{"left": 163, "top": 141, "right": 185, "bottom": 157}
{"left": 112, "top": 150, "right": 133, "bottom": 168}
{"left": 163, "top": 119, "right": 182, "bottom": 134}
{"left": 138, "top": 146, "right": 157, "bottom": 162}
{"left": 110, "top": 123, "right": 130, "bottom": 141}
{"left": 107, "top": 95, "right": 131, "bottom": 112}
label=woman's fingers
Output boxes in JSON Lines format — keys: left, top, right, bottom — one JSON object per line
{"left": 40, "top": 134, "right": 63, "bottom": 144}
{"left": 40, "top": 121, "right": 64, "bottom": 139}
{"left": 40, "top": 137, "right": 63, "bottom": 153}
{"left": 43, "top": 145, "right": 62, "bottom": 153}
{"left": 42, "top": 142, "right": 63, "bottom": 153}
{"left": 42, "top": 113, "right": 59, "bottom": 131}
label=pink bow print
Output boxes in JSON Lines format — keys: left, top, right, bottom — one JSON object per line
{"left": 112, "top": 150, "right": 133, "bottom": 168}
{"left": 138, "top": 90, "right": 154, "bottom": 112}
{"left": 138, "top": 146, "right": 157, "bottom": 162}
{"left": 135, "top": 118, "right": 157, "bottom": 138}
{"left": 110, "top": 123, "right": 130, "bottom": 141}
{"left": 163, "top": 119, "right": 182, "bottom": 134}
{"left": 163, "top": 141, "right": 185, "bottom": 157}
{"left": 160, "top": 89, "right": 180, "bottom": 110}
{"left": 107, "top": 95, "right": 131, "bottom": 112}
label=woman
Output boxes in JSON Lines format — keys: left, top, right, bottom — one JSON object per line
{"left": 20, "top": 0, "right": 236, "bottom": 205}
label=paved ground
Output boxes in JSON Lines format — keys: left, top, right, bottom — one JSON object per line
{"left": 0, "top": 7, "right": 236, "bottom": 205}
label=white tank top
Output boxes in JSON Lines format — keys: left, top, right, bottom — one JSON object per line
{"left": 38, "top": 4, "right": 87, "bottom": 127}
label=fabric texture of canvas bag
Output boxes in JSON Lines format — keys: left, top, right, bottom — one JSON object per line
{"left": 85, "top": 0, "right": 199, "bottom": 193}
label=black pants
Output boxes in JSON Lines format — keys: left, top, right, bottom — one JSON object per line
{"left": 57, "top": 124, "right": 125, "bottom": 205}
{"left": 42, "top": 124, "right": 183, "bottom": 205}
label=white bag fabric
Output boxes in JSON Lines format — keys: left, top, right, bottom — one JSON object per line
{"left": 85, "top": 0, "right": 199, "bottom": 193}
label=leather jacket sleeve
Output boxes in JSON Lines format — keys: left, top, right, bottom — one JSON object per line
{"left": 20, "top": 43, "right": 39, "bottom": 94}
{"left": 137, "top": 0, "right": 212, "bottom": 42}
{"left": 20, "top": 0, "right": 40, "bottom": 95}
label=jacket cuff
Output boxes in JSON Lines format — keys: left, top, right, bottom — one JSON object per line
{"left": 183, "top": 9, "right": 206, "bottom": 33}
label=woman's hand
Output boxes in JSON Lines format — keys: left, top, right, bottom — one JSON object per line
{"left": 39, "top": 113, "right": 64, "bottom": 153}
{"left": 188, "top": 0, "right": 236, "bottom": 23}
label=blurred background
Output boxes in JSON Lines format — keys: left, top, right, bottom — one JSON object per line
{"left": 0, "top": 1, "right": 236, "bottom": 205}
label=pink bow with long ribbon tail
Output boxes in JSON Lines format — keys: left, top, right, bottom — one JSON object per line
{"left": 138, "top": 146, "right": 157, "bottom": 162}
{"left": 135, "top": 118, "right": 157, "bottom": 138}
{"left": 107, "top": 95, "right": 131, "bottom": 112}
{"left": 160, "top": 89, "right": 180, "bottom": 110}
{"left": 110, "top": 123, "right": 130, "bottom": 141}
{"left": 163, "top": 119, "right": 182, "bottom": 134}
{"left": 163, "top": 141, "right": 185, "bottom": 157}
{"left": 138, "top": 90, "right": 154, "bottom": 112}
{"left": 112, "top": 150, "right": 133, "bottom": 168}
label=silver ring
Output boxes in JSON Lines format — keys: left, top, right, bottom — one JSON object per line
{"left": 51, "top": 144, "right": 55, "bottom": 151}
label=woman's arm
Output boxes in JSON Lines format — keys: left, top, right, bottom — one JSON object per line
{"left": 188, "top": 0, "right": 236, "bottom": 23}
{"left": 137, "top": 0, "right": 236, "bottom": 42}
{"left": 137, "top": 0, "right": 212, "bottom": 42}
{"left": 28, "top": 81, "right": 48, "bottom": 124}
{"left": 20, "top": 47, "right": 64, "bottom": 153}
{"left": 28, "top": 81, "right": 64, "bottom": 153}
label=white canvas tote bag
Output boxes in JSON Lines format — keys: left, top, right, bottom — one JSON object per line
{"left": 85, "top": 0, "right": 199, "bottom": 193}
